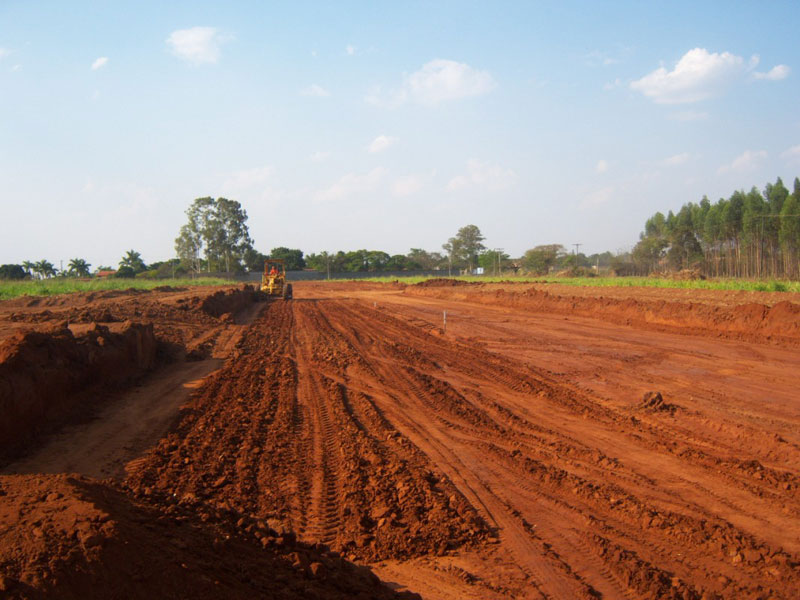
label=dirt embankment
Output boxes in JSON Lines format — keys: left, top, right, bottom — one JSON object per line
{"left": 0, "top": 286, "right": 262, "bottom": 462}
{"left": 0, "top": 322, "right": 157, "bottom": 461}
{"left": 407, "top": 283, "right": 800, "bottom": 344}
{"left": 0, "top": 474, "right": 416, "bottom": 600}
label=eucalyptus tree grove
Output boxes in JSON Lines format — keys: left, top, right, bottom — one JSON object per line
{"left": 634, "top": 177, "right": 800, "bottom": 278}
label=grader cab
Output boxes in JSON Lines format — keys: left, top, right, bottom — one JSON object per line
{"left": 261, "top": 259, "right": 293, "bottom": 299}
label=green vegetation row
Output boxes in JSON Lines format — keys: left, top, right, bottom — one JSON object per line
{"left": 634, "top": 176, "right": 800, "bottom": 279}
{"left": 0, "top": 277, "right": 237, "bottom": 301}
{"left": 348, "top": 275, "right": 800, "bottom": 293}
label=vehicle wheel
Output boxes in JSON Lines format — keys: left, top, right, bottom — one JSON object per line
{"left": 283, "top": 283, "right": 293, "bottom": 300}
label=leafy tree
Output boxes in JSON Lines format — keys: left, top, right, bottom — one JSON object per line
{"left": 478, "top": 249, "right": 511, "bottom": 275}
{"left": 119, "top": 250, "right": 147, "bottom": 273}
{"left": 406, "top": 248, "right": 444, "bottom": 270}
{"left": 21, "top": 260, "right": 35, "bottom": 277}
{"left": 115, "top": 266, "right": 137, "bottom": 278}
{"left": 67, "top": 258, "right": 92, "bottom": 277}
{"left": 0, "top": 264, "right": 26, "bottom": 279}
{"left": 522, "top": 244, "right": 564, "bottom": 275}
{"left": 269, "top": 247, "right": 306, "bottom": 270}
{"left": 243, "top": 248, "right": 269, "bottom": 272}
{"left": 444, "top": 224, "right": 485, "bottom": 273}
{"left": 175, "top": 197, "right": 254, "bottom": 273}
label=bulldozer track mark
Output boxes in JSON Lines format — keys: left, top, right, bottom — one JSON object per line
{"left": 119, "top": 290, "right": 800, "bottom": 600}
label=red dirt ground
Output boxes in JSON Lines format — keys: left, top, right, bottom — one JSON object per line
{"left": 1, "top": 281, "right": 799, "bottom": 598}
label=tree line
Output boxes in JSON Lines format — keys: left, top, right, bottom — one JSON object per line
{"left": 632, "top": 177, "right": 800, "bottom": 278}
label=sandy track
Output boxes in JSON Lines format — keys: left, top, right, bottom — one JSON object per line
{"left": 126, "top": 285, "right": 800, "bottom": 599}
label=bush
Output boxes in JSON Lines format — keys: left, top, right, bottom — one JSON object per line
{"left": 0, "top": 264, "right": 26, "bottom": 280}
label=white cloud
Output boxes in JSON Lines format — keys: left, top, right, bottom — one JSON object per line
{"left": 753, "top": 64, "right": 790, "bottom": 81}
{"left": 315, "top": 167, "right": 387, "bottom": 203}
{"left": 392, "top": 175, "right": 423, "bottom": 197}
{"left": 167, "top": 27, "right": 229, "bottom": 65}
{"left": 603, "top": 78, "right": 622, "bottom": 91}
{"left": 595, "top": 159, "right": 608, "bottom": 174}
{"left": 301, "top": 84, "right": 330, "bottom": 97}
{"left": 717, "top": 150, "right": 767, "bottom": 174}
{"left": 631, "top": 48, "right": 749, "bottom": 104}
{"left": 346, "top": 44, "right": 356, "bottom": 56}
{"left": 781, "top": 145, "right": 800, "bottom": 164}
{"left": 660, "top": 152, "right": 690, "bottom": 167}
{"left": 368, "top": 135, "right": 397, "bottom": 154}
{"left": 91, "top": 57, "right": 109, "bottom": 71}
{"left": 447, "top": 159, "right": 515, "bottom": 192}
{"left": 0, "top": 48, "right": 10, "bottom": 60}
{"left": 368, "top": 59, "right": 495, "bottom": 107}
{"left": 310, "top": 151, "right": 330, "bottom": 162}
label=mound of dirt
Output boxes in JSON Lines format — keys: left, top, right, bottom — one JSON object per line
{"left": 414, "top": 278, "right": 472, "bottom": 288}
{"left": 640, "top": 391, "right": 678, "bottom": 414}
{"left": 197, "top": 285, "right": 261, "bottom": 319}
{"left": 0, "top": 322, "right": 157, "bottom": 461}
{"left": 0, "top": 474, "right": 415, "bottom": 599}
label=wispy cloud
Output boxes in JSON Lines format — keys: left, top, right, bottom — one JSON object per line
{"left": 367, "top": 59, "right": 495, "bottom": 107}
{"left": 315, "top": 167, "right": 387, "bottom": 203}
{"left": 310, "top": 151, "right": 330, "bottom": 162}
{"left": 393, "top": 174, "right": 423, "bottom": 197}
{"left": 447, "top": 159, "right": 515, "bottom": 192}
{"left": 717, "top": 150, "right": 767, "bottom": 174}
{"left": 659, "top": 152, "right": 691, "bottom": 167}
{"left": 781, "top": 145, "right": 800, "bottom": 164}
{"left": 753, "top": 64, "right": 790, "bottom": 81}
{"left": 580, "top": 186, "right": 615, "bottom": 208}
{"left": 91, "top": 57, "right": 109, "bottom": 71}
{"left": 368, "top": 135, "right": 397, "bottom": 154}
{"left": 0, "top": 47, "right": 10, "bottom": 60}
{"left": 346, "top": 44, "right": 356, "bottom": 56}
{"left": 167, "top": 27, "right": 230, "bottom": 65}
{"left": 301, "top": 84, "right": 330, "bottom": 97}
{"left": 595, "top": 159, "right": 608, "bottom": 174}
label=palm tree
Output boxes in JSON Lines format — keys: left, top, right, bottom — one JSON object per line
{"left": 68, "top": 258, "right": 92, "bottom": 277}
{"left": 35, "top": 259, "right": 56, "bottom": 279}
{"left": 21, "top": 260, "right": 35, "bottom": 278}
{"left": 119, "top": 249, "right": 146, "bottom": 273}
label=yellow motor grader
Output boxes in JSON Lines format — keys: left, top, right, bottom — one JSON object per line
{"left": 261, "top": 259, "right": 293, "bottom": 299}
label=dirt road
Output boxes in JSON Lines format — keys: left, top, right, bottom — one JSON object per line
{"left": 2, "top": 281, "right": 798, "bottom": 599}
{"left": 127, "top": 283, "right": 800, "bottom": 599}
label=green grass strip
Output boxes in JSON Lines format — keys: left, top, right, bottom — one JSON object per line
{"left": 0, "top": 277, "right": 238, "bottom": 301}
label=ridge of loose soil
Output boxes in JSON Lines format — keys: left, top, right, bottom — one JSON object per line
{"left": 0, "top": 473, "right": 416, "bottom": 599}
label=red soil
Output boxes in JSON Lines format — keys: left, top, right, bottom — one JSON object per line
{"left": 1, "top": 281, "right": 799, "bottom": 599}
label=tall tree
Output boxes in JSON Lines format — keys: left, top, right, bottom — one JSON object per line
{"left": 34, "top": 259, "right": 56, "bottom": 279}
{"left": 119, "top": 250, "right": 146, "bottom": 273}
{"left": 444, "top": 224, "right": 486, "bottom": 273}
{"left": 67, "top": 258, "right": 92, "bottom": 277}
{"left": 175, "top": 197, "right": 253, "bottom": 273}
{"left": 269, "top": 247, "right": 306, "bottom": 270}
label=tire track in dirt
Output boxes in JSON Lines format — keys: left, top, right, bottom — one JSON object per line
{"left": 314, "top": 298, "right": 799, "bottom": 599}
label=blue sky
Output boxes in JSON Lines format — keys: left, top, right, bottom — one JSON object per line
{"left": 2, "top": 1, "right": 799, "bottom": 268}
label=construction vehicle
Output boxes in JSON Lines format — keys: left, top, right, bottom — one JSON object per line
{"left": 261, "top": 259, "right": 293, "bottom": 299}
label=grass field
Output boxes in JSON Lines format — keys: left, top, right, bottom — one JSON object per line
{"left": 0, "top": 277, "right": 238, "bottom": 301}
{"left": 349, "top": 274, "right": 800, "bottom": 292}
